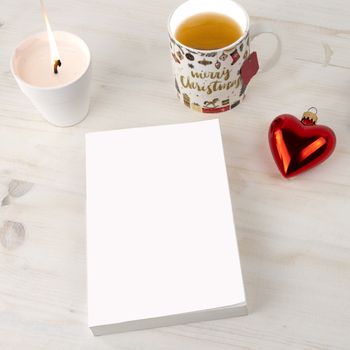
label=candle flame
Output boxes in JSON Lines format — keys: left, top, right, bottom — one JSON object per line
{"left": 40, "top": 0, "right": 61, "bottom": 74}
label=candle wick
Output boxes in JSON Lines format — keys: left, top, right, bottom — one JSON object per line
{"left": 54, "top": 59, "right": 62, "bottom": 74}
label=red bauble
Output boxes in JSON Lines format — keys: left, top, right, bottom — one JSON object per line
{"left": 268, "top": 109, "right": 336, "bottom": 178}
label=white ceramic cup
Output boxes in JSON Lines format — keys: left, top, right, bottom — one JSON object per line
{"left": 168, "top": 0, "right": 281, "bottom": 113}
{"left": 11, "top": 31, "right": 92, "bottom": 127}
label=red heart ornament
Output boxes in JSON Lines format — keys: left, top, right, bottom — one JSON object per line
{"left": 269, "top": 110, "right": 336, "bottom": 178}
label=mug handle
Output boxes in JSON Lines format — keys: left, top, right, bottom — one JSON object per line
{"left": 250, "top": 23, "right": 282, "bottom": 72}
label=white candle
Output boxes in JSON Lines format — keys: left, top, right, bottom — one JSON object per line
{"left": 11, "top": 31, "right": 92, "bottom": 127}
{"left": 13, "top": 32, "right": 89, "bottom": 88}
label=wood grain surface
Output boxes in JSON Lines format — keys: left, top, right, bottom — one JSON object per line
{"left": 0, "top": 0, "right": 350, "bottom": 349}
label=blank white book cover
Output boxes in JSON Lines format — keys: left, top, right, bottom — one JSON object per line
{"left": 86, "top": 119, "right": 246, "bottom": 335}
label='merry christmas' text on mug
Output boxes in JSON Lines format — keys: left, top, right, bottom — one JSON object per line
{"left": 168, "top": 0, "right": 281, "bottom": 113}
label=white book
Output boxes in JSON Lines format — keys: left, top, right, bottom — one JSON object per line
{"left": 86, "top": 119, "right": 247, "bottom": 336}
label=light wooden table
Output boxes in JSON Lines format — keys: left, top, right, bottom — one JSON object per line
{"left": 1, "top": 0, "right": 350, "bottom": 349}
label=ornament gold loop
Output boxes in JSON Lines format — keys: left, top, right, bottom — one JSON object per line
{"left": 302, "top": 107, "right": 318, "bottom": 124}
{"left": 307, "top": 107, "right": 318, "bottom": 115}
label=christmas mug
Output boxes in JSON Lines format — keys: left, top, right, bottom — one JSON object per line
{"left": 168, "top": 0, "right": 281, "bottom": 113}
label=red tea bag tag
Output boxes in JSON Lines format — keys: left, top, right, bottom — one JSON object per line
{"left": 241, "top": 52, "right": 259, "bottom": 87}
